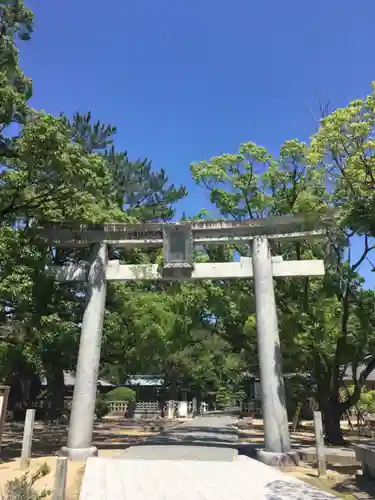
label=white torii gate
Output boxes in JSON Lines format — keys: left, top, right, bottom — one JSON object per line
{"left": 36, "top": 214, "right": 333, "bottom": 466}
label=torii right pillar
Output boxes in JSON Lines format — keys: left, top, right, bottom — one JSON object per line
{"left": 252, "top": 236, "right": 299, "bottom": 467}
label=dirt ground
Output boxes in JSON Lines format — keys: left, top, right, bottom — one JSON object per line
{"left": 238, "top": 418, "right": 375, "bottom": 499}
{"left": 0, "top": 418, "right": 167, "bottom": 499}
{"left": 0, "top": 456, "right": 84, "bottom": 499}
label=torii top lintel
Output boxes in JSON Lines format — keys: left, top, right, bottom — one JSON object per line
{"left": 35, "top": 212, "right": 337, "bottom": 248}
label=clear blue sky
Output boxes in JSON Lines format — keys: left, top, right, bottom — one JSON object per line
{"left": 23, "top": 0, "right": 375, "bottom": 286}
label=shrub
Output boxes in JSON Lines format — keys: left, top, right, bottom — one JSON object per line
{"left": 215, "top": 386, "right": 233, "bottom": 409}
{"left": 37, "top": 463, "right": 51, "bottom": 477}
{"left": 359, "top": 389, "right": 375, "bottom": 414}
{"left": 105, "top": 387, "right": 136, "bottom": 403}
{"left": 1, "top": 464, "right": 51, "bottom": 499}
{"left": 342, "top": 384, "right": 375, "bottom": 414}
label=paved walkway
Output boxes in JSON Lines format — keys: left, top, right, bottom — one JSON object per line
{"left": 115, "top": 413, "right": 238, "bottom": 461}
{"left": 80, "top": 413, "right": 338, "bottom": 500}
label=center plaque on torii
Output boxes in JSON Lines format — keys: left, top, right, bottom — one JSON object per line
{"left": 162, "top": 223, "right": 194, "bottom": 279}
{"left": 35, "top": 213, "right": 336, "bottom": 466}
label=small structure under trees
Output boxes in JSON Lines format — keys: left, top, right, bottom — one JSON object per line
{"left": 123, "top": 374, "right": 164, "bottom": 401}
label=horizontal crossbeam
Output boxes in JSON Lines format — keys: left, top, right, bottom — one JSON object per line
{"left": 51, "top": 258, "right": 325, "bottom": 282}
{"left": 41, "top": 229, "right": 326, "bottom": 248}
{"left": 35, "top": 213, "right": 336, "bottom": 248}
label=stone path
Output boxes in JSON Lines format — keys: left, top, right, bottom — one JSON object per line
{"left": 80, "top": 413, "right": 338, "bottom": 500}
{"left": 115, "top": 413, "right": 238, "bottom": 461}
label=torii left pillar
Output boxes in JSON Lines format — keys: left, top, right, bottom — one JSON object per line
{"left": 62, "top": 242, "right": 107, "bottom": 460}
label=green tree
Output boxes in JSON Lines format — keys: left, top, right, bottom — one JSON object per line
{"left": 308, "top": 82, "right": 375, "bottom": 237}
{"left": 306, "top": 84, "right": 375, "bottom": 441}
{"left": 0, "top": 0, "right": 33, "bottom": 159}
{"left": 0, "top": 1, "right": 246, "bottom": 418}
{"left": 0, "top": 3, "right": 123, "bottom": 409}
{"left": 191, "top": 139, "right": 375, "bottom": 444}
{"left": 63, "top": 112, "right": 187, "bottom": 221}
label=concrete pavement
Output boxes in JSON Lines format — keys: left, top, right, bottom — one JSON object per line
{"left": 79, "top": 413, "right": 338, "bottom": 499}
{"left": 115, "top": 413, "right": 238, "bottom": 461}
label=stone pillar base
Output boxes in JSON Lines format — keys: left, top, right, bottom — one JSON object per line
{"left": 178, "top": 401, "right": 188, "bottom": 418}
{"left": 256, "top": 449, "right": 300, "bottom": 469}
{"left": 165, "top": 401, "right": 174, "bottom": 419}
{"left": 60, "top": 446, "right": 98, "bottom": 461}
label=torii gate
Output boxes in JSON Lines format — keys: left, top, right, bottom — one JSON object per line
{"left": 36, "top": 214, "right": 333, "bottom": 466}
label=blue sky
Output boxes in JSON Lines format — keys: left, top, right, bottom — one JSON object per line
{"left": 23, "top": 0, "right": 375, "bottom": 286}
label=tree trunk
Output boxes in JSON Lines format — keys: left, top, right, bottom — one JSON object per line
{"left": 321, "top": 400, "right": 346, "bottom": 446}
{"left": 166, "top": 376, "right": 178, "bottom": 400}
{"left": 46, "top": 370, "right": 65, "bottom": 422}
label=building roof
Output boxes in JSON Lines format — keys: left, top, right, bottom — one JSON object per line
{"left": 40, "top": 371, "right": 115, "bottom": 388}
{"left": 343, "top": 364, "right": 375, "bottom": 383}
{"left": 244, "top": 371, "right": 310, "bottom": 382}
{"left": 123, "top": 375, "right": 164, "bottom": 387}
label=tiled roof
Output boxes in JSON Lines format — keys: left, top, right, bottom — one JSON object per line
{"left": 343, "top": 365, "right": 375, "bottom": 382}
{"left": 124, "top": 375, "right": 164, "bottom": 387}
{"left": 40, "top": 371, "right": 114, "bottom": 387}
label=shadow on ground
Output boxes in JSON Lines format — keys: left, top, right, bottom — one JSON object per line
{"left": 165, "top": 426, "right": 237, "bottom": 435}
{"left": 0, "top": 419, "right": 173, "bottom": 460}
{"left": 0, "top": 416, "right": 237, "bottom": 461}
{"left": 127, "top": 421, "right": 239, "bottom": 450}
{"left": 334, "top": 474, "right": 375, "bottom": 498}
